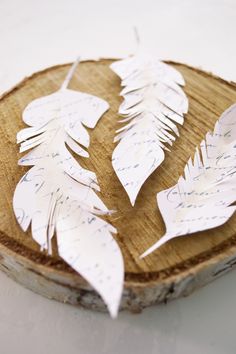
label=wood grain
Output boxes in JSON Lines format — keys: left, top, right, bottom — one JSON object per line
{"left": 0, "top": 59, "right": 236, "bottom": 313}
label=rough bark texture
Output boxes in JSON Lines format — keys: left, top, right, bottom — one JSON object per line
{"left": 0, "top": 59, "right": 236, "bottom": 314}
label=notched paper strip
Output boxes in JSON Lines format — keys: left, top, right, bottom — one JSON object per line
{"left": 13, "top": 60, "right": 124, "bottom": 317}
{"left": 141, "top": 104, "right": 236, "bottom": 258}
{"left": 110, "top": 54, "right": 188, "bottom": 206}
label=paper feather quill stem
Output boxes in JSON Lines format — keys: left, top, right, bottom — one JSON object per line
{"left": 141, "top": 104, "right": 236, "bottom": 258}
{"left": 13, "top": 58, "right": 124, "bottom": 317}
{"left": 110, "top": 55, "right": 188, "bottom": 206}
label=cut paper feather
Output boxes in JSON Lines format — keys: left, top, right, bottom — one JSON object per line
{"left": 141, "top": 104, "right": 236, "bottom": 258}
{"left": 13, "top": 58, "right": 124, "bottom": 318}
{"left": 110, "top": 55, "right": 188, "bottom": 206}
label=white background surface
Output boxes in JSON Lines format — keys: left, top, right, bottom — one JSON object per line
{"left": 0, "top": 0, "right": 236, "bottom": 353}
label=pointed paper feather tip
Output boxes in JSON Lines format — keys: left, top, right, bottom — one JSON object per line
{"left": 108, "top": 299, "right": 121, "bottom": 319}
{"left": 140, "top": 233, "right": 175, "bottom": 258}
{"left": 126, "top": 187, "right": 139, "bottom": 206}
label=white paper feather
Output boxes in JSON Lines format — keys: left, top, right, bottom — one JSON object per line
{"left": 141, "top": 104, "right": 236, "bottom": 258}
{"left": 13, "top": 59, "right": 124, "bottom": 318}
{"left": 110, "top": 55, "right": 188, "bottom": 206}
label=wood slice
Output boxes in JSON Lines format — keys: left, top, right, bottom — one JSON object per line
{"left": 0, "top": 59, "right": 236, "bottom": 314}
